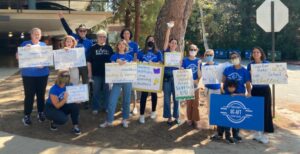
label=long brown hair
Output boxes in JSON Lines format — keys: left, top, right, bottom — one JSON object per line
{"left": 251, "top": 46, "right": 266, "bottom": 61}
{"left": 142, "top": 35, "right": 158, "bottom": 54}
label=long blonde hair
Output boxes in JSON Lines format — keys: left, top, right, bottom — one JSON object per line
{"left": 63, "top": 35, "right": 77, "bottom": 48}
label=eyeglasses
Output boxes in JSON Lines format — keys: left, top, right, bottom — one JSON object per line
{"left": 97, "top": 36, "right": 106, "bottom": 38}
{"left": 190, "top": 49, "right": 197, "bottom": 51}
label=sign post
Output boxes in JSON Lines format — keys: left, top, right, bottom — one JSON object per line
{"left": 256, "top": 0, "right": 289, "bottom": 117}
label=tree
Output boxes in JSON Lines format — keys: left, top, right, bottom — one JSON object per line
{"left": 134, "top": 0, "right": 141, "bottom": 43}
{"left": 154, "top": 0, "right": 194, "bottom": 51}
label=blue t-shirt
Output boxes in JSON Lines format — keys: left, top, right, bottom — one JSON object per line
{"left": 20, "top": 40, "right": 50, "bottom": 77}
{"left": 181, "top": 57, "right": 201, "bottom": 80}
{"left": 46, "top": 84, "right": 66, "bottom": 105}
{"left": 223, "top": 65, "right": 250, "bottom": 94}
{"left": 137, "top": 50, "right": 163, "bottom": 63}
{"left": 162, "top": 49, "right": 179, "bottom": 78}
{"left": 110, "top": 53, "right": 133, "bottom": 62}
{"left": 126, "top": 41, "right": 139, "bottom": 58}
{"left": 204, "top": 62, "right": 221, "bottom": 89}
{"left": 247, "top": 60, "right": 270, "bottom": 88}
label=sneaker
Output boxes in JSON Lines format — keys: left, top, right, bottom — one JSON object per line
{"left": 37, "top": 112, "right": 46, "bottom": 122}
{"left": 210, "top": 133, "right": 223, "bottom": 141}
{"left": 99, "top": 121, "right": 113, "bottom": 128}
{"left": 150, "top": 111, "right": 157, "bottom": 119}
{"left": 72, "top": 127, "right": 81, "bottom": 135}
{"left": 225, "top": 137, "right": 235, "bottom": 144}
{"left": 174, "top": 119, "right": 181, "bottom": 125}
{"left": 22, "top": 115, "right": 32, "bottom": 126}
{"left": 233, "top": 136, "right": 242, "bottom": 143}
{"left": 50, "top": 121, "right": 57, "bottom": 131}
{"left": 92, "top": 110, "right": 98, "bottom": 115}
{"left": 258, "top": 134, "right": 269, "bottom": 144}
{"left": 122, "top": 120, "right": 129, "bottom": 128}
{"left": 132, "top": 107, "right": 138, "bottom": 115}
{"left": 139, "top": 115, "right": 145, "bottom": 124}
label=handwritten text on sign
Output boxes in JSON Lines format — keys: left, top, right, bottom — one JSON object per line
{"left": 54, "top": 48, "right": 86, "bottom": 70}
{"left": 105, "top": 62, "right": 137, "bottom": 83}
{"left": 202, "top": 62, "right": 232, "bottom": 84}
{"left": 251, "top": 63, "right": 288, "bottom": 84}
{"left": 173, "top": 69, "right": 195, "bottom": 101}
{"left": 133, "top": 63, "right": 164, "bottom": 92}
{"left": 18, "top": 46, "right": 53, "bottom": 68}
{"left": 66, "top": 84, "right": 89, "bottom": 104}
{"left": 164, "top": 52, "right": 182, "bottom": 67}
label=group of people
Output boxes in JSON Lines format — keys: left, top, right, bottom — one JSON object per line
{"left": 17, "top": 13, "right": 274, "bottom": 144}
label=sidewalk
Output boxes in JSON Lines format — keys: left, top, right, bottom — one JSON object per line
{"left": 0, "top": 67, "right": 19, "bottom": 81}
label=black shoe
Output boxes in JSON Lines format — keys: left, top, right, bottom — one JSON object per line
{"left": 210, "top": 134, "right": 222, "bottom": 141}
{"left": 167, "top": 120, "right": 173, "bottom": 126}
{"left": 233, "top": 136, "right": 242, "bottom": 143}
{"left": 37, "top": 112, "right": 46, "bottom": 122}
{"left": 50, "top": 121, "right": 58, "bottom": 131}
{"left": 22, "top": 115, "right": 32, "bottom": 126}
{"left": 72, "top": 127, "right": 81, "bottom": 135}
{"left": 84, "top": 102, "right": 89, "bottom": 110}
{"left": 225, "top": 137, "right": 235, "bottom": 144}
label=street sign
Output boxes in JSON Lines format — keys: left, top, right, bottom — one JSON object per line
{"left": 256, "top": 0, "right": 289, "bottom": 32}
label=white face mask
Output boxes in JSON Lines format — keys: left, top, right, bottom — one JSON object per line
{"left": 189, "top": 51, "right": 197, "bottom": 57}
{"left": 231, "top": 58, "right": 240, "bottom": 65}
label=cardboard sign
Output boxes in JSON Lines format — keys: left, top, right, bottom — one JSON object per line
{"left": 18, "top": 46, "right": 53, "bottom": 68}
{"left": 251, "top": 63, "right": 288, "bottom": 84}
{"left": 66, "top": 84, "right": 89, "bottom": 103}
{"left": 173, "top": 69, "right": 195, "bottom": 101}
{"left": 54, "top": 48, "right": 86, "bottom": 70}
{"left": 164, "top": 52, "right": 182, "bottom": 67}
{"left": 105, "top": 62, "right": 137, "bottom": 83}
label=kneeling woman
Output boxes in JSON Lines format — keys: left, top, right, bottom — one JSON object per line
{"left": 45, "top": 70, "right": 81, "bottom": 135}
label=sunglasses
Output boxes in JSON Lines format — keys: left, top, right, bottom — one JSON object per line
{"left": 61, "top": 74, "right": 70, "bottom": 78}
{"left": 206, "top": 54, "right": 213, "bottom": 57}
{"left": 79, "top": 30, "right": 87, "bottom": 33}
{"left": 97, "top": 36, "right": 106, "bottom": 38}
{"left": 190, "top": 49, "right": 197, "bottom": 51}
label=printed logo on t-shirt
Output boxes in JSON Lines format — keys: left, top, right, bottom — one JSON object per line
{"left": 143, "top": 53, "right": 157, "bottom": 62}
{"left": 58, "top": 92, "right": 65, "bottom": 101}
{"left": 228, "top": 72, "right": 243, "bottom": 81}
{"left": 96, "top": 49, "right": 109, "bottom": 55}
{"left": 187, "top": 64, "right": 198, "bottom": 74}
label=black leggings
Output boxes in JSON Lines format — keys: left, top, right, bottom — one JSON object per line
{"left": 139, "top": 92, "right": 157, "bottom": 115}
{"left": 45, "top": 103, "right": 79, "bottom": 125}
{"left": 22, "top": 76, "right": 48, "bottom": 115}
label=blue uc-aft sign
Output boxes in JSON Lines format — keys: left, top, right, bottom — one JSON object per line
{"left": 209, "top": 94, "right": 264, "bottom": 131}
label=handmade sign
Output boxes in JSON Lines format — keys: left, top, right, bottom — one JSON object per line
{"left": 173, "top": 69, "right": 195, "bottom": 101}
{"left": 251, "top": 63, "right": 288, "bottom": 84}
{"left": 105, "top": 62, "right": 137, "bottom": 83}
{"left": 18, "top": 46, "right": 53, "bottom": 68}
{"left": 164, "top": 52, "right": 182, "bottom": 67}
{"left": 202, "top": 62, "right": 232, "bottom": 84}
{"left": 133, "top": 63, "right": 164, "bottom": 92}
{"left": 210, "top": 94, "right": 264, "bottom": 131}
{"left": 54, "top": 48, "right": 86, "bottom": 70}
{"left": 66, "top": 84, "right": 89, "bottom": 103}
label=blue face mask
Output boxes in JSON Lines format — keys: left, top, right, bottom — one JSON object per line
{"left": 205, "top": 55, "right": 214, "bottom": 62}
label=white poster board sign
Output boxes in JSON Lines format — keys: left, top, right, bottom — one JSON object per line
{"left": 105, "top": 62, "right": 137, "bottom": 83}
{"left": 18, "top": 46, "right": 53, "bottom": 68}
{"left": 133, "top": 63, "right": 164, "bottom": 92}
{"left": 202, "top": 62, "right": 232, "bottom": 84}
{"left": 251, "top": 63, "right": 288, "bottom": 84}
{"left": 173, "top": 69, "right": 195, "bottom": 101}
{"left": 164, "top": 52, "right": 182, "bottom": 67}
{"left": 66, "top": 84, "right": 89, "bottom": 103}
{"left": 54, "top": 48, "right": 86, "bottom": 70}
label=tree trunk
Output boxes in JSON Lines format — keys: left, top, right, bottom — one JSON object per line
{"left": 134, "top": 0, "right": 141, "bottom": 43}
{"left": 154, "top": 0, "right": 194, "bottom": 51}
{"left": 199, "top": 2, "right": 209, "bottom": 50}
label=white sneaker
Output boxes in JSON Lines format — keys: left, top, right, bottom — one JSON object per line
{"left": 99, "top": 121, "right": 112, "bottom": 128}
{"left": 150, "top": 111, "right": 157, "bottom": 119}
{"left": 259, "top": 134, "right": 269, "bottom": 144}
{"left": 253, "top": 131, "right": 262, "bottom": 141}
{"left": 132, "top": 107, "right": 138, "bottom": 115}
{"left": 122, "top": 120, "right": 129, "bottom": 128}
{"left": 139, "top": 115, "right": 145, "bottom": 124}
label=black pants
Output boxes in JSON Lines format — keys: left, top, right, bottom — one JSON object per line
{"left": 252, "top": 86, "right": 274, "bottom": 133}
{"left": 78, "top": 66, "right": 88, "bottom": 84}
{"left": 45, "top": 103, "right": 79, "bottom": 125}
{"left": 22, "top": 76, "right": 48, "bottom": 115}
{"left": 217, "top": 126, "right": 239, "bottom": 138}
{"left": 139, "top": 92, "right": 157, "bottom": 115}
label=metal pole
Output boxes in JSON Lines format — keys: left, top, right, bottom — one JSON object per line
{"left": 271, "top": 1, "right": 276, "bottom": 118}
{"left": 68, "top": 0, "right": 71, "bottom": 14}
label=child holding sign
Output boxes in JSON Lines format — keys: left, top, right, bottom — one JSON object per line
{"left": 181, "top": 44, "right": 202, "bottom": 129}
{"left": 137, "top": 35, "right": 163, "bottom": 124}
{"left": 44, "top": 70, "right": 81, "bottom": 135}
{"left": 162, "top": 21, "right": 181, "bottom": 125}
{"left": 99, "top": 40, "right": 133, "bottom": 128}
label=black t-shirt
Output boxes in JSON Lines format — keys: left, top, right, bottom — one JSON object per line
{"left": 87, "top": 44, "right": 114, "bottom": 77}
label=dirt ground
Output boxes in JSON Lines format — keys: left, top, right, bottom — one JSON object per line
{"left": 0, "top": 71, "right": 300, "bottom": 152}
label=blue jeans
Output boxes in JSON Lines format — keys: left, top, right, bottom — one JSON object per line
{"left": 92, "top": 76, "right": 110, "bottom": 111}
{"left": 218, "top": 126, "right": 240, "bottom": 138}
{"left": 107, "top": 83, "right": 132, "bottom": 123}
{"left": 163, "top": 78, "right": 179, "bottom": 119}
{"left": 45, "top": 103, "right": 79, "bottom": 125}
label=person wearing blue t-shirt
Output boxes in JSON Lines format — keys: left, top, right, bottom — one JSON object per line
{"left": 181, "top": 44, "right": 202, "bottom": 129}
{"left": 99, "top": 40, "right": 133, "bottom": 128}
{"left": 247, "top": 47, "right": 274, "bottom": 144}
{"left": 162, "top": 21, "right": 182, "bottom": 125}
{"left": 44, "top": 70, "right": 81, "bottom": 135}
{"left": 137, "top": 35, "right": 163, "bottom": 124}
{"left": 58, "top": 12, "right": 93, "bottom": 109}
{"left": 222, "top": 51, "right": 252, "bottom": 143}
{"left": 120, "top": 28, "right": 139, "bottom": 114}
{"left": 16, "top": 28, "right": 49, "bottom": 126}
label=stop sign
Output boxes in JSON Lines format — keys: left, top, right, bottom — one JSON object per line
{"left": 256, "top": 0, "right": 289, "bottom": 32}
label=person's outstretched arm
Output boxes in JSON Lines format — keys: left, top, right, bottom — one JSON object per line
{"left": 58, "top": 11, "right": 74, "bottom": 35}
{"left": 163, "top": 21, "right": 174, "bottom": 51}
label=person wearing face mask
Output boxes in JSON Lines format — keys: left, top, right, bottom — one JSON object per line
{"left": 247, "top": 47, "right": 274, "bottom": 144}
{"left": 181, "top": 44, "right": 202, "bottom": 129}
{"left": 16, "top": 28, "right": 49, "bottom": 126}
{"left": 58, "top": 12, "right": 93, "bottom": 109}
{"left": 44, "top": 70, "right": 81, "bottom": 135}
{"left": 203, "top": 49, "right": 221, "bottom": 116}
{"left": 136, "top": 35, "right": 163, "bottom": 124}
{"left": 222, "top": 51, "right": 252, "bottom": 143}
